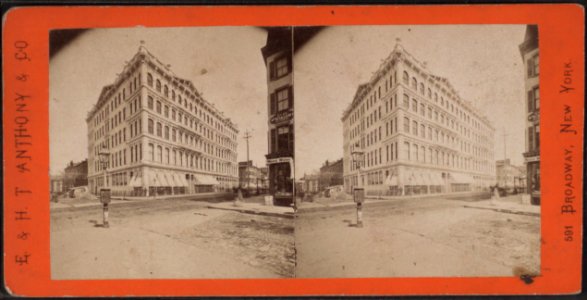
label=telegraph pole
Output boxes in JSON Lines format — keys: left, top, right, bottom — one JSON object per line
{"left": 244, "top": 129, "right": 252, "bottom": 163}
{"left": 502, "top": 127, "right": 509, "bottom": 160}
{"left": 243, "top": 130, "right": 252, "bottom": 189}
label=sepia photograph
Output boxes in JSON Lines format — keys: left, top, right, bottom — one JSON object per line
{"left": 49, "top": 26, "right": 296, "bottom": 279}
{"left": 3, "top": 4, "right": 584, "bottom": 297}
{"left": 293, "top": 25, "right": 540, "bottom": 278}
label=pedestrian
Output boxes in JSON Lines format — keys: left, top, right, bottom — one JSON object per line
{"left": 490, "top": 185, "right": 500, "bottom": 206}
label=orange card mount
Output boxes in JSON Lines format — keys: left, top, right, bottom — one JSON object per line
{"left": 2, "top": 4, "right": 584, "bottom": 297}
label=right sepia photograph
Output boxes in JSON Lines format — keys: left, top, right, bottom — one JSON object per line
{"left": 293, "top": 25, "right": 540, "bottom": 278}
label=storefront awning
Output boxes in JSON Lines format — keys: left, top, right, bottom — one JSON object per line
{"left": 194, "top": 174, "right": 219, "bottom": 185}
{"left": 174, "top": 173, "right": 189, "bottom": 187}
{"left": 128, "top": 174, "right": 143, "bottom": 187}
{"left": 384, "top": 174, "right": 399, "bottom": 186}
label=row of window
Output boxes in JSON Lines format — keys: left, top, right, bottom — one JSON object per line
{"left": 147, "top": 142, "right": 236, "bottom": 176}
{"left": 146, "top": 71, "right": 237, "bottom": 140}
{"left": 147, "top": 94, "right": 236, "bottom": 151}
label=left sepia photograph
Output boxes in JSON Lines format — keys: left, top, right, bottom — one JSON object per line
{"left": 49, "top": 27, "right": 295, "bottom": 279}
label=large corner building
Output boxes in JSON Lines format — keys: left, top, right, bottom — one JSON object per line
{"left": 87, "top": 45, "right": 239, "bottom": 197}
{"left": 342, "top": 44, "right": 496, "bottom": 197}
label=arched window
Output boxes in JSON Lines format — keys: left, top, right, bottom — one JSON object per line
{"left": 156, "top": 79, "right": 161, "bottom": 92}
{"left": 411, "top": 77, "right": 417, "bottom": 90}
{"left": 147, "top": 73, "right": 153, "bottom": 87}
{"left": 172, "top": 90, "right": 175, "bottom": 101}
{"left": 427, "top": 88, "right": 432, "bottom": 98}
{"left": 420, "top": 83, "right": 425, "bottom": 95}
{"left": 148, "top": 119, "right": 154, "bottom": 134}
{"left": 402, "top": 71, "right": 409, "bottom": 84}
{"left": 164, "top": 85, "right": 169, "bottom": 97}
{"left": 157, "top": 146, "right": 162, "bottom": 163}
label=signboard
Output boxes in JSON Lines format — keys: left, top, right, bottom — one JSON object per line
{"left": 353, "top": 187, "right": 365, "bottom": 203}
{"left": 99, "top": 188, "right": 111, "bottom": 204}
{"left": 270, "top": 110, "right": 293, "bottom": 124}
{"left": 267, "top": 157, "right": 293, "bottom": 165}
{"left": 525, "top": 156, "right": 540, "bottom": 163}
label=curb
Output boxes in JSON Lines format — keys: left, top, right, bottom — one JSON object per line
{"left": 463, "top": 205, "right": 540, "bottom": 217}
{"left": 206, "top": 205, "right": 294, "bottom": 219}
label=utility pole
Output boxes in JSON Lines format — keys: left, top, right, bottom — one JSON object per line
{"left": 243, "top": 130, "right": 252, "bottom": 189}
{"left": 502, "top": 127, "right": 509, "bottom": 160}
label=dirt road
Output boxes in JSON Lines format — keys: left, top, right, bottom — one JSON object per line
{"left": 51, "top": 199, "right": 294, "bottom": 279}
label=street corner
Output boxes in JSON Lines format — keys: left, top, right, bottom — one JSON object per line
{"left": 463, "top": 196, "right": 540, "bottom": 217}
{"left": 206, "top": 201, "right": 295, "bottom": 219}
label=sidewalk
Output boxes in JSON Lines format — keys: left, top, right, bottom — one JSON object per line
{"left": 297, "top": 197, "right": 397, "bottom": 213}
{"left": 206, "top": 201, "right": 294, "bottom": 219}
{"left": 50, "top": 198, "right": 154, "bottom": 211}
{"left": 463, "top": 196, "right": 540, "bottom": 217}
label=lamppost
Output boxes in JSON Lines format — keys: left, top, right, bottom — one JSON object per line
{"left": 351, "top": 147, "right": 365, "bottom": 228}
{"left": 98, "top": 145, "right": 111, "bottom": 228}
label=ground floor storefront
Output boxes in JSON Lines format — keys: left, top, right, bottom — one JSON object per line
{"left": 344, "top": 165, "right": 495, "bottom": 198}
{"left": 88, "top": 166, "right": 238, "bottom": 197}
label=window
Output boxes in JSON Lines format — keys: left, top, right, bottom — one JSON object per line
{"left": 533, "top": 86, "right": 540, "bottom": 111}
{"left": 420, "top": 103, "right": 425, "bottom": 116}
{"left": 157, "top": 122, "right": 162, "bottom": 137}
{"left": 157, "top": 146, "right": 162, "bottom": 163}
{"left": 147, "top": 73, "right": 153, "bottom": 87}
{"left": 165, "top": 126, "right": 169, "bottom": 140}
{"left": 276, "top": 125, "right": 292, "bottom": 153}
{"left": 403, "top": 94, "right": 409, "bottom": 108}
{"left": 156, "top": 80, "right": 161, "bottom": 92}
{"left": 427, "top": 88, "right": 432, "bottom": 98}
{"left": 271, "top": 55, "right": 290, "bottom": 80}
{"left": 528, "top": 54, "right": 539, "bottom": 77}
{"left": 402, "top": 71, "right": 409, "bottom": 84}
{"left": 412, "top": 99, "right": 418, "bottom": 112}
{"left": 156, "top": 101, "right": 162, "bottom": 114}
{"left": 164, "top": 105, "right": 169, "bottom": 118}
{"left": 404, "top": 117, "right": 410, "bottom": 133}
{"left": 412, "top": 120, "right": 418, "bottom": 135}
{"left": 148, "top": 143, "right": 154, "bottom": 161}
{"left": 419, "top": 83, "right": 425, "bottom": 95}
{"left": 420, "top": 124, "right": 425, "bottom": 138}
{"left": 164, "top": 85, "right": 168, "bottom": 97}
{"left": 148, "top": 96, "right": 154, "bottom": 109}
{"left": 276, "top": 87, "right": 291, "bottom": 112}
{"left": 411, "top": 77, "right": 417, "bottom": 90}
{"left": 404, "top": 142, "right": 411, "bottom": 160}
{"left": 148, "top": 119, "right": 154, "bottom": 134}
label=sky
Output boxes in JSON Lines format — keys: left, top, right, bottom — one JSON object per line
{"left": 294, "top": 25, "right": 527, "bottom": 176}
{"left": 50, "top": 27, "right": 268, "bottom": 175}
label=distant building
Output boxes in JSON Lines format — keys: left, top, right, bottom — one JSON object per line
{"left": 238, "top": 161, "right": 268, "bottom": 191}
{"left": 342, "top": 43, "right": 496, "bottom": 197}
{"left": 87, "top": 45, "right": 239, "bottom": 197}
{"left": 496, "top": 159, "right": 526, "bottom": 192}
{"left": 519, "top": 25, "right": 540, "bottom": 205}
{"left": 319, "top": 159, "right": 344, "bottom": 190}
{"left": 300, "top": 173, "right": 320, "bottom": 194}
{"left": 63, "top": 159, "right": 88, "bottom": 191}
{"left": 50, "top": 175, "right": 64, "bottom": 195}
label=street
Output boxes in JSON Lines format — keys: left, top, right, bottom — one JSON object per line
{"left": 51, "top": 198, "right": 294, "bottom": 279}
{"left": 295, "top": 197, "right": 540, "bottom": 278}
